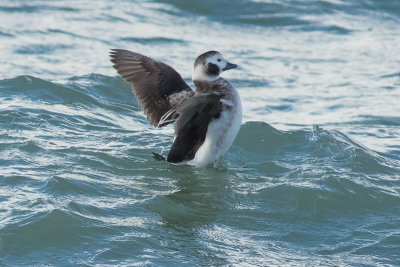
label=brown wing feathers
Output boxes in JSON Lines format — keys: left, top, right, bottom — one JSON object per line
{"left": 110, "top": 49, "right": 192, "bottom": 127}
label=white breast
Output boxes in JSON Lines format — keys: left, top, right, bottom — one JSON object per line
{"left": 188, "top": 88, "right": 242, "bottom": 167}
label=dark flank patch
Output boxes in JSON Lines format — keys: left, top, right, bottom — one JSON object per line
{"left": 207, "top": 63, "right": 220, "bottom": 76}
{"left": 167, "top": 120, "right": 207, "bottom": 163}
{"left": 167, "top": 93, "right": 223, "bottom": 163}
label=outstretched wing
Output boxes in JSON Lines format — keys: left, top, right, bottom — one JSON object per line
{"left": 167, "top": 93, "right": 224, "bottom": 163}
{"left": 110, "top": 49, "right": 193, "bottom": 127}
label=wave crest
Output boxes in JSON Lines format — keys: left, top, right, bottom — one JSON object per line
{"left": 231, "top": 121, "right": 399, "bottom": 176}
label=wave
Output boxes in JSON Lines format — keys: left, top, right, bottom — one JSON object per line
{"left": 227, "top": 122, "right": 400, "bottom": 218}
{"left": 0, "top": 3, "right": 79, "bottom": 13}
{"left": 1, "top": 74, "right": 400, "bottom": 265}
{"left": 1, "top": 74, "right": 398, "bottom": 174}
{"left": 0, "top": 74, "right": 133, "bottom": 105}
{"left": 1, "top": 74, "right": 399, "bottom": 190}
{"left": 232, "top": 121, "right": 399, "bottom": 174}
{"left": 118, "top": 37, "right": 187, "bottom": 45}
{"left": 157, "top": 0, "right": 400, "bottom": 31}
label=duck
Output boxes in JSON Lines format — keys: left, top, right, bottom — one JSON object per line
{"left": 110, "top": 49, "right": 241, "bottom": 167}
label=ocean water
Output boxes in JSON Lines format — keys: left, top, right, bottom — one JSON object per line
{"left": 1, "top": 0, "right": 400, "bottom": 265}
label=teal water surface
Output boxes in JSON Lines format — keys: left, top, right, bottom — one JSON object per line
{"left": 1, "top": 0, "right": 400, "bottom": 266}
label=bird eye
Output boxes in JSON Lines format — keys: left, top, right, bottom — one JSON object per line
{"left": 217, "top": 59, "right": 221, "bottom": 62}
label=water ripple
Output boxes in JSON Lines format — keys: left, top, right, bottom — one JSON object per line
{"left": 1, "top": 0, "right": 400, "bottom": 264}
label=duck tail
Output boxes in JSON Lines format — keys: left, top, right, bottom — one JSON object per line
{"left": 152, "top": 152, "right": 166, "bottom": 161}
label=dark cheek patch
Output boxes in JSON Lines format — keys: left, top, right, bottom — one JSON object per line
{"left": 207, "top": 63, "right": 220, "bottom": 76}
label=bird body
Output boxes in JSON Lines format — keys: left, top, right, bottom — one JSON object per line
{"left": 188, "top": 78, "right": 242, "bottom": 167}
{"left": 110, "top": 49, "right": 241, "bottom": 167}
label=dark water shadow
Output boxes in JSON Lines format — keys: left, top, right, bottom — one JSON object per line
{"left": 144, "top": 164, "right": 236, "bottom": 265}
{"left": 146, "top": 164, "right": 234, "bottom": 229}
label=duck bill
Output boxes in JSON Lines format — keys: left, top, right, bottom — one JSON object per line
{"left": 222, "top": 62, "right": 238, "bottom": 71}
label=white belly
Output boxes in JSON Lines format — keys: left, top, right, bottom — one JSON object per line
{"left": 188, "top": 94, "right": 242, "bottom": 167}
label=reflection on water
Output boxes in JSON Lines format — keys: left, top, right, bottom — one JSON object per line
{"left": 147, "top": 165, "right": 233, "bottom": 229}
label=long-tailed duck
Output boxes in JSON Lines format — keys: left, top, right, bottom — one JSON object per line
{"left": 110, "top": 49, "right": 241, "bottom": 167}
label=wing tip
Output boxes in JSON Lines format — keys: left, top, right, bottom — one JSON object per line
{"left": 109, "top": 49, "right": 118, "bottom": 61}
{"left": 109, "top": 48, "right": 128, "bottom": 58}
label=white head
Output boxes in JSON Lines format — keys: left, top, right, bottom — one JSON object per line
{"left": 192, "top": 51, "right": 238, "bottom": 82}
